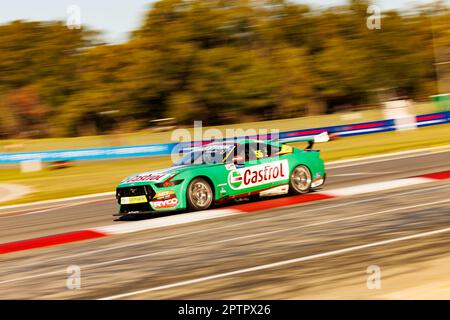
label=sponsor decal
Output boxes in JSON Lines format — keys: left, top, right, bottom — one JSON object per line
{"left": 152, "top": 197, "right": 179, "bottom": 209}
{"left": 120, "top": 195, "right": 148, "bottom": 205}
{"left": 123, "top": 172, "right": 170, "bottom": 183}
{"left": 278, "top": 144, "right": 293, "bottom": 155}
{"left": 254, "top": 150, "right": 264, "bottom": 159}
{"left": 154, "top": 190, "right": 176, "bottom": 200}
{"left": 152, "top": 190, "right": 178, "bottom": 209}
{"left": 228, "top": 160, "right": 288, "bottom": 190}
{"left": 225, "top": 163, "right": 236, "bottom": 171}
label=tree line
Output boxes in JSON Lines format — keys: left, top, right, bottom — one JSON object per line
{"left": 0, "top": 0, "right": 449, "bottom": 138}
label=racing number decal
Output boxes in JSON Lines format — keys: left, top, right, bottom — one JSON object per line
{"left": 227, "top": 160, "right": 288, "bottom": 190}
{"left": 254, "top": 150, "right": 264, "bottom": 159}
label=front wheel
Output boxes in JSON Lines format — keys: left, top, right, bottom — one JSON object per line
{"left": 289, "top": 165, "right": 312, "bottom": 194}
{"left": 186, "top": 178, "right": 213, "bottom": 211}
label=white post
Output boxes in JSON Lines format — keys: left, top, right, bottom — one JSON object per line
{"left": 20, "top": 160, "right": 43, "bottom": 173}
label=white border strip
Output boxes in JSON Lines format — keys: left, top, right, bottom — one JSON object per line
{"left": 418, "top": 119, "right": 447, "bottom": 126}
{"left": 94, "top": 209, "right": 241, "bottom": 235}
{"left": 337, "top": 127, "right": 389, "bottom": 136}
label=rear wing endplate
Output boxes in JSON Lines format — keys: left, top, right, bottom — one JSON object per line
{"left": 272, "top": 132, "right": 329, "bottom": 150}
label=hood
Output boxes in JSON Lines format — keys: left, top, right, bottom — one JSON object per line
{"left": 120, "top": 166, "right": 187, "bottom": 185}
{"left": 119, "top": 163, "right": 223, "bottom": 186}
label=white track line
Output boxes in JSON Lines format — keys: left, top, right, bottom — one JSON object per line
{"left": 215, "top": 199, "right": 450, "bottom": 244}
{"left": 0, "top": 192, "right": 115, "bottom": 211}
{"left": 327, "top": 146, "right": 450, "bottom": 169}
{"left": 100, "top": 226, "right": 450, "bottom": 300}
{"left": 332, "top": 172, "right": 395, "bottom": 177}
{"left": 0, "top": 248, "right": 183, "bottom": 286}
{"left": 325, "top": 177, "right": 432, "bottom": 197}
{"left": 0, "top": 199, "right": 112, "bottom": 219}
{"left": 94, "top": 209, "right": 241, "bottom": 235}
{"left": 3, "top": 195, "right": 449, "bottom": 286}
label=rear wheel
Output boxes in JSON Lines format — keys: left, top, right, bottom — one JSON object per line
{"left": 186, "top": 178, "right": 213, "bottom": 211}
{"left": 289, "top": 165, "right": 312, "bottom": 194}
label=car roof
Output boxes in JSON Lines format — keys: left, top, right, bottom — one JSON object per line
{"left": 202, "top": 139, "right": 274, "bottom": 149}
{"left": 235, "top": 139, "right": 273, "bottom": 145}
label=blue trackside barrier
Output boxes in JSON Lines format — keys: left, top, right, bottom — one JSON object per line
{"left": 0, "top": 143, "right": 177, "bottom": 164}
{"left": 0, "top": 111, "right": 448, "bottom": 164}
{"left": 280, "top": 119, "right": 396, "bottom": 139}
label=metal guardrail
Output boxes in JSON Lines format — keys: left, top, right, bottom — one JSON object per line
{"left": 0, "top": 111, "right": 448, "bottom": 164}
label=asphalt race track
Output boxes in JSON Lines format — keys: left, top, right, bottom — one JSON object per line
{"left": 1, "top": 149, "right": 450, "bottom": 299}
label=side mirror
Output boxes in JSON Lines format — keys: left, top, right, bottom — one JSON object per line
{"left": 232, "top": 155, "right": 245, "bottom": 164}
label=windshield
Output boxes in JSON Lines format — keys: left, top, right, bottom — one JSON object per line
{"left": 173, "top": 144, "right": 235, "bottom": 166}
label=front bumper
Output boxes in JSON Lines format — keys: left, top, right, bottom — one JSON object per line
{"left": 115, "top": 183, "right": 185, "bottom": 215}
{"left": 116, "top": 185, "right": 154, "bottom": 215}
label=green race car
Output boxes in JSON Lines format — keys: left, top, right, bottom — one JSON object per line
{"left": 115, "top": 133, "right": 329, "bottom": 216}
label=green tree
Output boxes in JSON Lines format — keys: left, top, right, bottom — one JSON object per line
{"left": 1, "top": 0, "right": 450, "bottom": 137}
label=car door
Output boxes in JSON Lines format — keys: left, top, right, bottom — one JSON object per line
{"left": 226, "top": 142, "right": 289, "bottom": 196}
{"left": 249, "top": 141, "right": 290, "bottom": 189}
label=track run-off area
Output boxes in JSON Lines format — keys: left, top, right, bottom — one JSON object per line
{"left": 0, "top": 147, "right": 449, "bottom": 299}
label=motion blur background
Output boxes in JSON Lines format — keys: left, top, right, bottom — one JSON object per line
{"left": 0, "top": 0, "right": 449, "bottom": 138}
{"left": 0, "top": 0, "right": 449, "bottom": 204}
{"left": 2, "top": 1, "right": 450, "bottom": 301}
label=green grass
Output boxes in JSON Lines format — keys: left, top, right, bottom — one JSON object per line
{"left": 0, "top": 102, "right": 439, "bottom": 153}
{"left": 1, "top": 123, "right": 449, "bottom": 206}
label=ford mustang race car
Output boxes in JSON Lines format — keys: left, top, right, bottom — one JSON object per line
{"left": 115, "top": 133, "right": 329, "bottom": 216}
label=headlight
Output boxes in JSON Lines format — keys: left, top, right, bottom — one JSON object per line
{"left": 155, "top": 179, "right": 184, "bottom": 188}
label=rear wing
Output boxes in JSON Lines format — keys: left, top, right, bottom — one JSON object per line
{"left": 272, "top": 132, "right": 329, "bottom": 150}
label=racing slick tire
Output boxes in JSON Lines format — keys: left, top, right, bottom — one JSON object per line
{"left": 289, "top": 165, "right": 312, "bottom": 194}
{"left": 187, "top": 178, "right": 214, "bottom": 211}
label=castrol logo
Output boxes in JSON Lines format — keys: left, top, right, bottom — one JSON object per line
{"left": 124, "top": 173, "right": 169, "bottom": 183}
{"left": 228, "top": 160, "right": 288, "bottom": 190}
